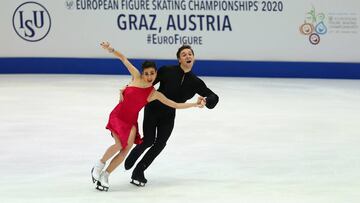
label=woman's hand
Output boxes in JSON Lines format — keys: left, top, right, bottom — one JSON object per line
{"left": 197, "top": 96, "right": 206, "bottom": 108}
{"left": 119, "top": 86, "right": 126, "bottom": 102}
{"left": 100, "top": 41, "right": 113, "bottom": 52}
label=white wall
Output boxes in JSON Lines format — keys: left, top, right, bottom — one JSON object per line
{"left": 1, "top": 0, "right": 360, "bottom": 62}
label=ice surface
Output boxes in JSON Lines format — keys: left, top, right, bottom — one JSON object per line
{"left": 0, "top": 74, "right": 359, "bottom": 203}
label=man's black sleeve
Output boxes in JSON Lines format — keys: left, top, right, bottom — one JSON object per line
{"left": 196, "top": 79, "right": 219, "bottom": 109}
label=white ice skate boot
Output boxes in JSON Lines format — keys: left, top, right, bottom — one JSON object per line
{"left": 96, "top": 171, "right": 109, "bottom": 191}
{"left": 91, "top": 160, "right": 105, "bottom": 183}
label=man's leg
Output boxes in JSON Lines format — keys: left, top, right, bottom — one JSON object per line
{"left": 124, "top": 110, "right": 157, "bottom": 170}
{"left": 131, "top": 114, "right": 175, "bottom": 184}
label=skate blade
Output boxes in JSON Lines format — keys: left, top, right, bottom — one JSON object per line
{"left": 96, "top": 182, "right": 109, "bottom": 191}
{"left": 130, "top": 179, "right": 145, "bottom": 187}
{"left": 91, "top": 167, "right": 97, "bottom": 183}
{"left": 96, "top": 185, "right": 109, "bottom": 191}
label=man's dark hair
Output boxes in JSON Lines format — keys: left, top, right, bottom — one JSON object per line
{"left": 176, "top": 45, "right": 194, "bottom": 59}
{"left": 141, "top": 60, "right": 157, "bottom": 71}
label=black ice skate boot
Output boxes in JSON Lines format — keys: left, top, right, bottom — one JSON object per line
{"left": 130, "top": 164, "right": 147, "bottom": 187}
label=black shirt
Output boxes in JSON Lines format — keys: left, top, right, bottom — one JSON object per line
{"left": 146, "top": 65, "right": 219, "bottom": 113}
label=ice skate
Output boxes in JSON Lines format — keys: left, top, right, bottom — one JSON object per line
{"left": 91, "top": 160, "right": 105, "bottom": 183}
{"left": 130, "top": 179, "right": 146, "bottom": 187}
{"left": 96, "top": 171, "right": 109, "bottom": 191}
{"left": 130, "top": 166, "right": 147, "bottom": 187}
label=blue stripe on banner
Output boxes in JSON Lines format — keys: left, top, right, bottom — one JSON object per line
{"left": 1, "top": 57, "right": 360, "bottom": 79}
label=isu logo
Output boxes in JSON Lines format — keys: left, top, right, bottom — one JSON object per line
{"left": 12, "top": 2, "right": 51, "bottom": 42}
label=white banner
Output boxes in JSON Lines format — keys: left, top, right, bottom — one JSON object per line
{"left": 1, "top": 0, "right": 360, "bottom": 62}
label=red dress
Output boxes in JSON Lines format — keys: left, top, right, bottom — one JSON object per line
{"left": 106, "top": 86, "right": 155, "bottom": 149}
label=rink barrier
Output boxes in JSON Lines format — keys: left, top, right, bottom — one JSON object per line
{"left": 0, "top": 57, "right": 360, "bottom": 79}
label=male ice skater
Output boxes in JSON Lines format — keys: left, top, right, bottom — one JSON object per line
{"left": 124, "top": 45, "right": 219, "bottom": 186}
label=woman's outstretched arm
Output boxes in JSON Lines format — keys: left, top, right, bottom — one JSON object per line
{"left": 149, "top": 90, "right": 204, "bottom": 109}
{"left": 100, "top": 42, "right": 140, "bottom": 79}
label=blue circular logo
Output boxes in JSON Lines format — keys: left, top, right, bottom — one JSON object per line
{"left": 12, "top": 2, "right": 51, "bottom": 42}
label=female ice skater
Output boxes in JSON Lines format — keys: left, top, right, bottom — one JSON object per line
{"left": 91, "top": 42, "right": 204, "bottom": 191}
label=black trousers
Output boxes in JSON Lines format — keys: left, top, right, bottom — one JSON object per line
{"left": 129, "top": 107, "right": 176, "bottom": 171}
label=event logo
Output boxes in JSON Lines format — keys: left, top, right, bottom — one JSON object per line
{"left": 12, "top": 2, "right": 51, "bottom": 42}
{"left": 299, "top": 7, "right": 327, "bottom": 45}
{"left": 65, "top": 0, "right": 75, "bottom": 10}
